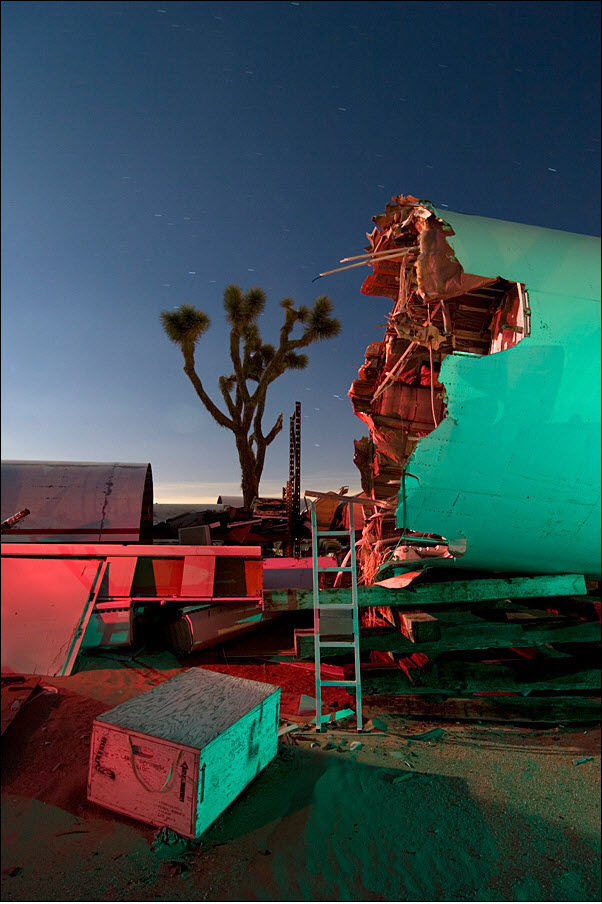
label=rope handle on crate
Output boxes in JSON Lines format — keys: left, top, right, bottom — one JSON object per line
{"left": 128, "top": 736, "right": 183, "bottom": 793}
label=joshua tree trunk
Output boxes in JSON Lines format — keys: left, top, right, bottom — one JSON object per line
{"left": 235, "top": 433, "right": 261, "bottom": 509}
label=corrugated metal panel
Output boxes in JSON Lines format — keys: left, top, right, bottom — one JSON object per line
{"left": 1, "top": 461, "right": 153, "bottom": 543}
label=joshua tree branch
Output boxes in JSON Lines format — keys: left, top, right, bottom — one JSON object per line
{"left": 182, "top": 349, "right": 234, "bottom": 430}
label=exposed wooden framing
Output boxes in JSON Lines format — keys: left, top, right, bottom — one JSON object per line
{"left": 317, "top": 247, "right": 420, "bottom": 279}
{"left": 371, "top": 342, "right": 418, "bottom": 403}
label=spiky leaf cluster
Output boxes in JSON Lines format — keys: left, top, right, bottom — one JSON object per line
{"left": 307, "top": 296, "right": 341, "bottom": 340}
{"left": 224, "top": 285, "right": 266, "bottom": 328}
{"left": 160, "top": 305, "right": 210, "bottom": 346}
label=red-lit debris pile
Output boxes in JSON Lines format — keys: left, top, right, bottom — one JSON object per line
{"left": 347, "top": 195, "right": 527, "bottom": 582}
{"left": 153, "top": 495, "right": 311, "bottom": 550}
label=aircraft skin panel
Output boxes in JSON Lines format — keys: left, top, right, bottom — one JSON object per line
{"left": 439, "top": 209, "right": 600, "bottom": 302}
{"left": 398, "top": 211, "right": 601, "bottom": 576}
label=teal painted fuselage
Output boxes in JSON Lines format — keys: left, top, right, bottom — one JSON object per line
{"left": 399, "top": 211, "right": 601, "bottom": 575}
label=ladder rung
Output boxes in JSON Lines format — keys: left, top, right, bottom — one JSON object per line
{"left": 318, "top": 639, "right": 356, "bottom": 647}
{"left": 315, "top": 530, "right": 350, "bottom": 536}
{"left": 320, "top": 680, "right": 357, "bottom": 687}
{"left": 317, "top": 603, "right": 355, "bottom": 609}
{"left": 316, "top": 566, "right": 353, "bottom": 572}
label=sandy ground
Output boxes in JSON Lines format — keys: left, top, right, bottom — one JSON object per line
{"left": 1, "top": 650, "right": 600, "bottom": 902}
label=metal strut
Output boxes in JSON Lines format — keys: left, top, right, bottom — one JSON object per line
{"left": 286, "top": 401, "right": 302, "bottom": 557}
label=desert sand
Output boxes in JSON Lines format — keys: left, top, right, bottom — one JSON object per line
{"left": 2, "top": 649, "right": 600, "bottom": 902}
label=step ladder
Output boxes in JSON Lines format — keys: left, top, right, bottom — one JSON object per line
{"left": 306, "top": 490, "right": 383, "bottom": 733}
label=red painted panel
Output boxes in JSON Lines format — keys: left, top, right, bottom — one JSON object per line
{"left": 152, "top": 559, "right": 184, "bottom": 596}
{"left": 180, "top": 556, "right": 215, "bottom": 597}
{"left": 244, "top": 560, "right": 263, "bottom": 598}
{"left": 103, "top": 558, "right": 137, "bottom": 598}
{"left": 1, "top": 558, "right": 102, "bottom": 676}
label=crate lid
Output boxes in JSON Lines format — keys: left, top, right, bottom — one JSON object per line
{"left": 95, "top": 668, "right": 279, "bottom": 749}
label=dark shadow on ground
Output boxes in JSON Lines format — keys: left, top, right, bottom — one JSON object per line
{"left": 190, "top": 749, "right": 601, "bottom": 902}
{"left": 2, "top": 742, "right": 600, "bottom": 902}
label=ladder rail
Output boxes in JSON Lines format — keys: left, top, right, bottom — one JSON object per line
{"left": 311, "top": 503, "right": 323, "bottom": 729}
{"left": 310, "top": 497, "right": 363, "bottom": 732}
{"left": 349, "top": 501, "right": 362, "bottom": 730}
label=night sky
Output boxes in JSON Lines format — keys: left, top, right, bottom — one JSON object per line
{"left": 1, "top": 1, "right": 600, "bottom": 502}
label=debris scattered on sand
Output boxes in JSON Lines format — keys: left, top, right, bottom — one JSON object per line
{"left": 55, "top": 829, "right": 89, "bottom": 837}
{"left": 160, "top": 860, "right": 188, "bottom": 878}
{"left": 407, "top": 727, "right": 446, "bottom": 744}
{"left": 392, "top": 772, "right": 415, "bottom": 784}
{"left": 151, "top": 827, "right": 192, "bottom": 862}
{"left": 313, "top": 707, "right": 355, "bottom": 726}
{"left": 364, "top": 716, "right": 388, "bottom": 732}
{"left": 2, "top": 866, "right": 23, "bottom": 878}
{"left": 297, "top": 694, "right": 317, "bottom": 715}
{"left": 572, "top": 756, "right": 594, "bottom": 766}
{"left": 278, "top": 722, "right": 299, "bottom": 736}
{"left": 152, "top": 827, "right": 189, "bottom": 849}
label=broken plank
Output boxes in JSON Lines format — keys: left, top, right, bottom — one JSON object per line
{"left": 263, "top": 574, "right": 587, "bottom": 612}
{"left": 357, "top": 665, "right": 601, "bottom": 696}
{"left": 399, "top": 611, "right": 440, "bottom": 643}
{"left": 361, "top": 694, "right": 601, "bottom": 725}
{"left": 295, "top": 619, "right": 600, "bottom": 660}
{"left": 504, "top": 609, "right": 567, "bottom": 623}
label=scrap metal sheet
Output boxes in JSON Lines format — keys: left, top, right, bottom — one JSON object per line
{"left": 1, "top": 558, "right": 103, "bottom": 676}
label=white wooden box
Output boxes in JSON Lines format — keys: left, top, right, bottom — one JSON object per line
{"left": 87, "top": 668, "right": 280, "bottom": 839}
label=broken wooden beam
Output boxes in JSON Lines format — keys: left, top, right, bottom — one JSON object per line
{"left": 360, "top": 694, "right": 601, "bottom": 725}
{"left": 263, "top": 574, "right": 587, "bottom": 612}
{"left": 399, "top": 610, "right": 440, "bottom": 643}
{"left": 356, "top": 665, "right": 601, "bottom": 696}
{"left": 294, "top": 617, "right": 600, "bottom": 660}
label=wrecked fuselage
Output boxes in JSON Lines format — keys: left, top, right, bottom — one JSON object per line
{"left": 349, "top": 196, "right": 601, "bottom": 580}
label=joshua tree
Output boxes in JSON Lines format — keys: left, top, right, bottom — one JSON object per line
{"left": 161, "top": 285, "right": 340, "bottom": 508}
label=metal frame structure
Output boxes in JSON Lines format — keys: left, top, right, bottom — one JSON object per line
{"left": 286, "top": 401, "right": 302, "bottom": 557}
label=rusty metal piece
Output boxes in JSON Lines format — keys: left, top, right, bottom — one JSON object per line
{"left": 1, "top": 509, "right": 30, "bottom": 531}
